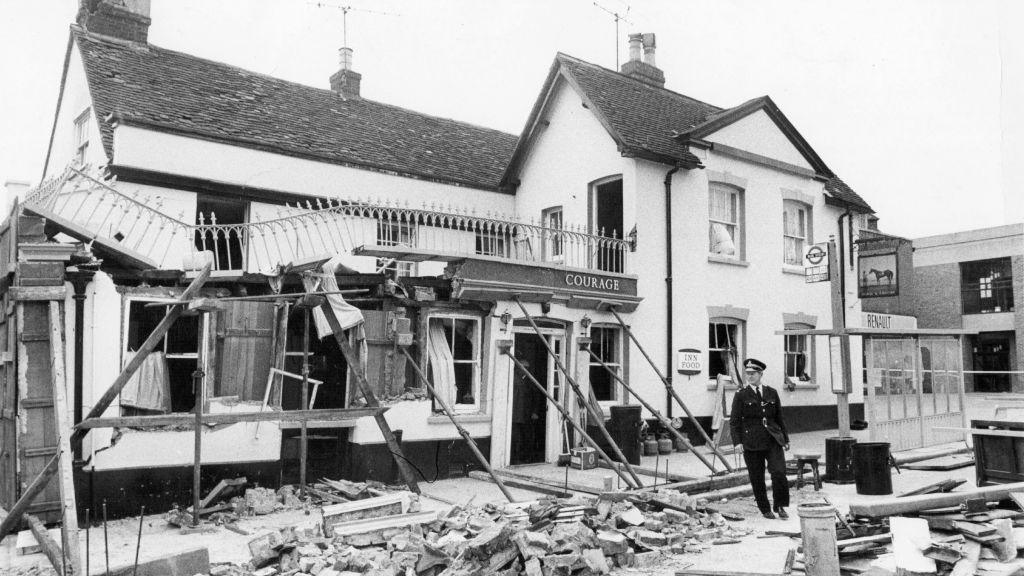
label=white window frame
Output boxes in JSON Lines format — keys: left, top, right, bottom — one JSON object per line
{"left": 708, "top": 318, "right": 744, "bottom": 386}
{"left": 121, "top": 296, "right": 208, "bottom": 412}
{"left": 376, "top": 218, "right": 417, "bottom": 276}
{"left": 783, "top": 323, "right": 815, "bottom": 387}
{"left": 542, "top": 206, "right": 564, "bottom": 262}
{"left": 588, "top": 325, "right": 622, "bottom": 404}
{"left": 783, "top": 200, "right": 811, "bottom": 266}
{"left": 73, "top": 108, "right": 92, "bottom": 164}
{"left": 427, "top": 314, "right": 483, "bottom": 413}
{"left": 708, "top": 183, "right": 743, "bottom": 259}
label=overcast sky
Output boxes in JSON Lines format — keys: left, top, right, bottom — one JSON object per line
{"left": 1, "top": 0, "right": 1021, "bottom": 239}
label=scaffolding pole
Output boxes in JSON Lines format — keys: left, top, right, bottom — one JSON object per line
{"left": 513, "top": 297, "right": 644, "bottom": 488}
{"left": 584, "top": 344, "right": 731, "bottom": 474}
{"left": 500, "top": 344, "right": 639, "bottom": 490}
{"left": 608, "top": 306, "right": 734, "bottom": 470}
{"left": 400, "top": 347, "right": 516, "bottom": 502}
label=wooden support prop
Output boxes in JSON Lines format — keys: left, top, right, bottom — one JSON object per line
{"left": 607, "top": 306, "right": 734, "bottom": 470}
{"left": 501, "top": 346, "right": 639, "bottom": 490}
{"left": 48, "top": 302, "right": 82, "bottom": 576}
{"left": 848, "top": 481, "right": 1024, "bottom": 518}
{"left": 319, "top": 300, "right": 421, "bottom": 494}
{"left": 300, "top": 308, "right": 310, "bottom": 497}
{"left": 190, "top": 477, "right": 246, "bottom": 513}
{"left": 585, "top": 344, "right": 721, "bottom": 475}
{"left": 399, "top": 347, "right": 515, "bottom": 502}
{"left": 73, "top": 407, "right": 385, "bottom": 429}
{"left": 27, "top": 514, "right": 64, "bottom": 575}
{"left": 513, "top": 298, "right": 644, "bottom": 487}
{"left": 0, "top": 263, "right": 213, "bottom": 540}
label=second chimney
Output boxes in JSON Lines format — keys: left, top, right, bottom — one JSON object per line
{"left": 621, "top": 32, "right": 665, "bottom": 89}
{"left": 330, "top": 47, "right": 362, "bottom": 99}
{"left": 76, "top": 0, "right": 152, "bottom": 43}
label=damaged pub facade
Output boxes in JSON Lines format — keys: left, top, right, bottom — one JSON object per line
{"left": 1, "top": 1, "right": 878, "bottom": 522}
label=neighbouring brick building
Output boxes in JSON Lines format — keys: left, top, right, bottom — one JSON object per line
{"left": 912, "top": 223, "right": 1024, "bottom": 393}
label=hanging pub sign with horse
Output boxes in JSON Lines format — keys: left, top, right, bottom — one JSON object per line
{"left": 857, "top": 251, "right": 899, "bottom": 298}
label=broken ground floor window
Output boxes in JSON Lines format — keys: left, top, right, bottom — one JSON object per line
{"left": 282, "top": 307, "right": 348, "bottom": 409}
{"left": 589, "top": 325, "right": 621, "bottom": 402}
{"left": 123, "top": 299, "right": 202, "bottom": 414}
{"left": 426, "top": 315, "right": 481, "bottom": 412}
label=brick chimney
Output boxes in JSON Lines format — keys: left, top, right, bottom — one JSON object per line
{"left": 620, "top": 33, "right": 665, "bottom": 89}
{"left": 77, "top": 0, "right": 152, "bottom": 43}
{"left": 329, "top": 47, "right": 362, "bottom": 99}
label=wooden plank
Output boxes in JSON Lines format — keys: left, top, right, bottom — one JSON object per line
{"left": 848, "top": 481, "right": 1024, "bottom": 518}
{"left": 468, "top": 470, "right": 571, "bottom": 498}
{"left": 73, "top": 407, "right": 386, "bottom": 429}
{"left": 836, "top": 533, "right": 892, "bottom": 548}
{"left": 952, "top": 521, "right": 994, "bottom": 537}
{"left": 898, "top": 479, "right": 966, "bottom": 498}
{"left": 26, "top": 514, "right": 63, "bottom": 575}
{"left": 0, "top": 263, "right": 213, "bottom": 540}
{"left": 47, "top": 302, "right": 81, "bottom": 576}
{"left": 933, "top": 426, "right": 1024, "bottom": 438}
{"left": 10, "top": 287, "right": 67, "bottom": 301}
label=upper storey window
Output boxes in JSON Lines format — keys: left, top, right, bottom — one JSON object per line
{"left": 709, "top": 183, "right": 743, "bottom": 258}
{"left": 783, "top": 200, "right": 811, "bottom": 266}
{"left": 73, "top": 109, "right": 92, "bottom": 164}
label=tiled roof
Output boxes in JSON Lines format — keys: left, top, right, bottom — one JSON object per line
{"left": 824, "top": 176, "right": 873, "bottom": 212}
{"left": 73, "top": 28, "right": 518, "bottom": 191}
{"left": 552, "top": 54, "right": 873, "bottom": 212}
{"left": 557, "top": 53, "right": 721, "bottom": 166}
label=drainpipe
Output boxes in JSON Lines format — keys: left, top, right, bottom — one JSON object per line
{"left": 67, "top": 270, "right": 94, "bottom": 462}
{"left": 836, "top": 206, "right": 853, "bottom": 320}
{"left": 664, "top": 165, "right": 680, "bottom": 418}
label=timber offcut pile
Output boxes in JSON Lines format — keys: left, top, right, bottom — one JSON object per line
{"left": 208, "top": 487, "right": 752, "bottom": 576}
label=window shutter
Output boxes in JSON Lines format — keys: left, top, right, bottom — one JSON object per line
{"left": 215, "top": 301, "right": 276, "bottom": 401}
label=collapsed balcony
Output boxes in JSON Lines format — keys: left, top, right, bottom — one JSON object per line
{"left": 23, "top": 166, "right": 633, "bottom": 276}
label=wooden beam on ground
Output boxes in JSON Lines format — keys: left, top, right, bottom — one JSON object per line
{"left": 319, "top": 301, "right": 421, "bottom": 494}
{"left": 836, "top": 533, "right": 892, "bottom": 548}
{"left": 72, "top": 407, "right": 386, "bottom": 429}
{"left": 848, "top": 481, "right": 1024, "bottom": 518}
{"left": 26, "top": 514, "right": 63, "bottom": 575}
{"left": 47, "top": 302, "right": 82, "bottom": 576}
{"left": 467, "top": 471, "right": 571, "bottom": 498}
{"left": 598, "top": 459, "right": 692, "bottom": 482}
{"left": 0, "top": 263, "right": 213, "bottom": 540}
{"left": 630, "top": 470, "right": 750, "bottom": 494}
{"left": 491, "top": 468, "right": 602, "bottom": 495}
{"left": 898, "top": 479, "right": 966, "bottom": 498}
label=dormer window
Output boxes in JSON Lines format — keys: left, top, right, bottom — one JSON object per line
{"left": 73, "top": 109, "right": 92, "bottom": 164}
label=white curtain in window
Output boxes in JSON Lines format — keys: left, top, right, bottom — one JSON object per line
{"left": 709, "top": 188, "right": 736, "bottom": 223}
{"left": 710, "top": 222, "right": 737, "bottom": 255}
{"left": 427, "top": 322, "right": 457, "bottom": 406}
{"left": 783, "top": 203, "right": 806, "bottom": 264}
{"left": 304, "top": 255, "right": 365, "bottom": 338}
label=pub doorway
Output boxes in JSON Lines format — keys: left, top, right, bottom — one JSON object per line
{"left": 510, "top": 332, "right": 549, "bottom": 465}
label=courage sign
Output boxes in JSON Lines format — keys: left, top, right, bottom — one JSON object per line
{"left": 564, "top": 273, "right": 621, "bottom": 292}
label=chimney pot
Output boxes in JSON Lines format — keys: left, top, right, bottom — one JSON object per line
{"left": 339, "top": 47, "right": 353, "bottom": 71}
{"left": 620, "top": 32, "right": 665, "bottom": 88}
{"left": 627, "top": 33, "right": 642, "bottom": 62}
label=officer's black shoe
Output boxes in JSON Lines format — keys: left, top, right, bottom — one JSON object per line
{"left": 775, "top": 507, "right": 789, "bottom": 520}
{"left": 761, "top": 510, "right": 776, "bottom": 520}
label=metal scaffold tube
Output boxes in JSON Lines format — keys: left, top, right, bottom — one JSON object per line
{"left": 512, "top": 297, "right": 645, "bottom": 488}
{"left": 607, "top": 306, "right": 734, "bottom": 470}
{"left": 501, "top": 345, "right": 640, "bottom": 490}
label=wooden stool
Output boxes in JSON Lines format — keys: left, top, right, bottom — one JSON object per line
{"left": 795, "top": 453, "right": 822, "bottom": 491}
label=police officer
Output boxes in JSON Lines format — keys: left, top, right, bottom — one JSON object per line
{"left": 729, "top": 358, "right": 791, "bottom": 519}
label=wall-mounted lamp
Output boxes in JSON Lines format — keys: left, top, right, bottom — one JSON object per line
{"left": 499, "top": 310, "right": 512, "bottom": 331}
{"left": 540, "top": 301, "right": 551, "bottom": 315}
{"left": 580, "top": 315, "right": 592, "bottom": 334}
{"left": 627, "top": 225, "right": 638, "bottom": 252}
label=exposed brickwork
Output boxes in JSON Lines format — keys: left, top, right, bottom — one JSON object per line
{"left": 329, "top": 69, "right": 362, "bottom": 99}
{"left": 912, "top": 263, "right": 963, "bottom": 329}
{"left": 77, "top": 2, "right": 151, "bottom": 44}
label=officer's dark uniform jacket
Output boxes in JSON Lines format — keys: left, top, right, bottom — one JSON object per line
{"left": 730, "top": 385, "right": 789, "bottom": 451}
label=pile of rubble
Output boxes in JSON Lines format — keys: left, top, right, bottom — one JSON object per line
{"left": 212, "top": 485, "right": 752, "bottom": 576}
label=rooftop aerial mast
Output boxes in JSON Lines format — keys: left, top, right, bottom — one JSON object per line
{"left": 592, "top": 1, "right": 633, "bottom": 68}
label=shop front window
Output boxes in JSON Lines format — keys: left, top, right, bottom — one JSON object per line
{"left": 589, "top": 326, "right": 621, "bottom": 402}
{"left": 427, "top": 316, "right": 481, "bottom": 411}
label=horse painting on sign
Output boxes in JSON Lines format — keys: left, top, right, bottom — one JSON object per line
{"left": 859, "top": 253, "right": 899, "bottom": 297}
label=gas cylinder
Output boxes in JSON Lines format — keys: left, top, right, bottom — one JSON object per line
{"left": 643, "top": 435, "right": 659, "bottom": 456}
{"left": 657, "top": 433, "right": 673, "bottom": 455}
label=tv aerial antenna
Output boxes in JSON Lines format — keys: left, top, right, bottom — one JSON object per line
{"left": 592, "top": 1, "right": 633, "bottom": 68}
{"left": 308, "top": 2, "right": 402, "bottom": 48}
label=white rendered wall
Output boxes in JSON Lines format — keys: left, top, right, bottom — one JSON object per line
{"left": 111, "top": 125, "right": 516, "bottom": 216}
{"left": 913, "top": 223, "right": 1023, "bottom": 266}
{"left": 704, "top": 110, "right": 814, "bottom": 171}
{"left": 44, "top": 43, "right": 109, "bottom": 177}
{"left": 511, "top": 77, "right": 632, "bottom": 235}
